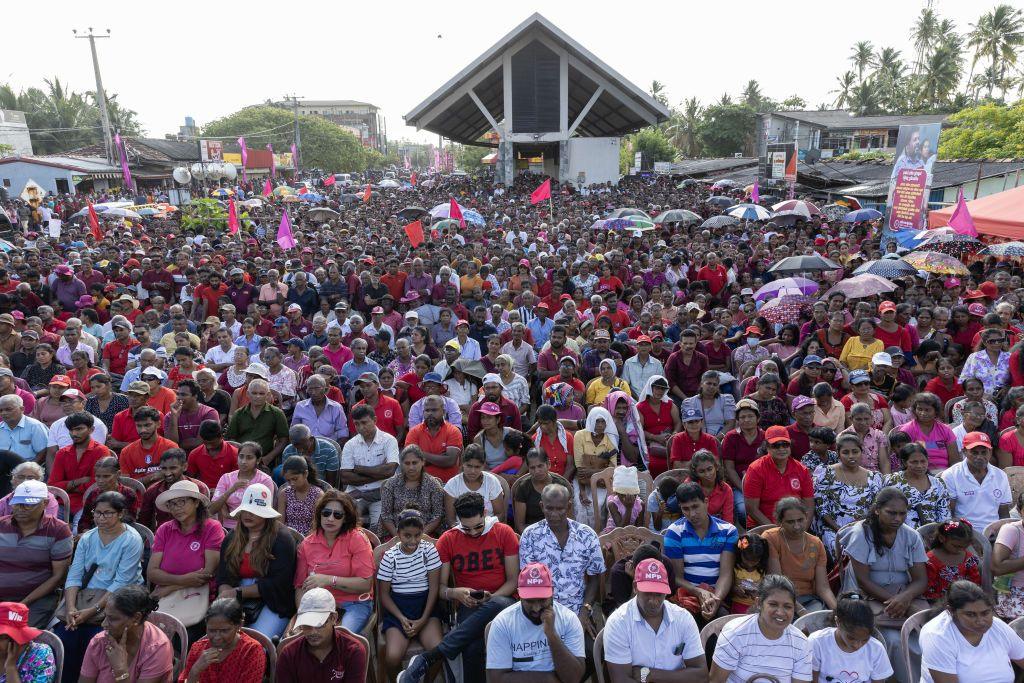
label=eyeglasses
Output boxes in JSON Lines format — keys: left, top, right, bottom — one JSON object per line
{"left": 93, "top": 510, "right": 118, "bottom": 518}
{"left": 768, "top": 442, "right": 791, "bottom": 449}
{"left": 320, "top": 509, "right": 344, "bottom": 520}
{"left": 166, "top": 498, "right": 193, "bottom": 509}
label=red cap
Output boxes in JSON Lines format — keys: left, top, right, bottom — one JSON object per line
{"left": 968, "top": 302, "right": 987, "bottom": 317}
{"left": 765, "top": 425, "right": 792, "bottom": 444}
{"left": 878, "top": 301, "right": 896, "bottom": 313}
{"left": 963, "top": 290, "right": 986, "bottom": 301}
{"left": 371, "top": 306, "right": 384, "bottom": 315}
{"left": 456, "top": 319, "right": 469, "bottom": 328}
{"left": 980, "top": 281, "right": 999, "bottom": 299}
{"left": 744, "top": 326, "right": 763, "bottom": 336}
{"left": 535, "top": 302, "right": 549, "bottom": 311}
{"left": 475, "top": 401, "right": 502, "bottom": 416}
{"left": 813, "top": 237, "right": 827, "bottom": 246}
{"left": 48, "top": 375, "right": 71, "bottom": 387}
{"left": 0, "top": 602, "right": 40, "bottom": 645}
{"left": 963, "top": 431, "right": 992, "bottom": 450}
{"left": 634, "top": 558, "right": 671, "bottom": 595}
{"left": 559, "top": 293, "right": 573, "bottom": 301}
{"left": 636, "top": 335, "right": 653, "bottom": 344}
{"left": 518, "top": 562, "right": 553, "bottom": 599}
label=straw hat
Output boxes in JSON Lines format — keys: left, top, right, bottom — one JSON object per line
{"left": 155, "top": 480, "right": 211, "bottom": 513}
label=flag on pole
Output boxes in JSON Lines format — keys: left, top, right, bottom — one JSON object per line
{"left": 267, "top": 144, "right": 276, "bottom": 178}
{"left": 114, "top": 133, "right": 134, "bottom": 191}
{"left": 530, "top": 179, "right": 551, "bottom": 205}
{"left": 227, "top": 198, "right": 240, "bottom": 235}
{"left": 263, "top": 179, "right": 272, "bottom": 197}
{"left": 323, "top": 175, "right": 336, "bottom": 187}
{"left": 291, "top": 144, "right": 299, "bottom": 173}
{"left": 237, "top": 137, "right": 248, "bottom": 183}
{"left": 948, "top": 188, "right": 979, "bottom": 237}
{"left": 87, "top": 202, "right": 103, "bottom": 242}
{"left": 449, "top": 198, "right": 465, "bottom": 228}
{"left": 410, "top": 172, "right": 417, "bottom": 187}
{"left": 403, "top": 220, "right": 424, "bottom": 247}
{"left": 362, "top": 184, "right": 372, "bottom": 203}
{"left": 277, "top": 211, "right": 296, "bottom": 249}
{"left": 751, "top": 181, "right": 760, "bottom": 203}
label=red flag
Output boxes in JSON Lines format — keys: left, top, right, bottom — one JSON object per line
{"left": 530, "top": 178, "right": 551, "bottom": 205}
{"left": 87, "top": 202, "right": 103, "bottom": 242}
{"left": 227, "top": 198, "right": 240, "bottom": 235}
{"left": 297, "top": 186, "right": 308, "bottom": 195}
{"left": 449, "top": 198, "right": 465, "bottom": 228}
{"left": 403, "top": 220, "right": 424, "bottom": 247}
{"left": 363, "top": 184, "right": 372, "bottom": 203}
{"left": 430, "top": 228, "right": 440, "bottom": 239}
{"left": 410, "top": 172, "right": 417, "bottom": 187}
{"left": 323, "top": 175, "right": 336, "bottom": 187}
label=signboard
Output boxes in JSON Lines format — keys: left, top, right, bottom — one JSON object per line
{"left": 883, "top": 123, "right": 941, "bottom": 236}
{"left": 764, "top": 142, "right": 797, "bottom": 182}
{"left": 633, "top": 152, "right": 642, "bottom": 168}
{"left": 653, "top": 162, "right": 671, "bottom": 173}
{"left": 199, "top": 140, "right": 223, "bottom": 162}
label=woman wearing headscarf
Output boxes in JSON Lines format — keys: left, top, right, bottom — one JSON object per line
{"left": 543, "top": 381, "right": 585, "bottom": 422}
{"left": 604, "top": 390, "right": 648, "bottom": 470}
{"left": 636, "top": 375, "right": 681, "bottom": 477}
{"left": 572, "top": 406, "right": 619, "bottom": 528}
{"left": 584, "top": 358, "right": 631, "bottom": 408}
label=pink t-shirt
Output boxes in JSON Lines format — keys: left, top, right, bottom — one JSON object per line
{"left": 996, "top": 522, "right": 1024, "bottom": 588}
{"left": 213, "top": 470, "right": 276, "bottom": 529}
{"left": 898, "top": 420, "right": 956, "bottom": 469}
{"left": 152, "top": 517, "right": 225, "bottom": 576}
{"left": 81, "top": 621, "right": 173, "bottom": 683}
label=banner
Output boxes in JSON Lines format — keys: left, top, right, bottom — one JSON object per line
{"left": 762, "top": 142, "right": 797, "bottom": 182}
{"left": 883, "top": 123, "right": 941, "bottom": 238}
{"left": 199, "top": 140, "right": 223, "bottom": 162}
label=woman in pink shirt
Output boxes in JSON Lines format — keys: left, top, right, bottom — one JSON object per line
{"left": 209, "top": 442, "right": 276, "bottom": 529}
{"left": 80, "top": 585, "right": 173, "bottom": 683}
{"left": 898, "top": 392, "right": 960, "bottom": 472}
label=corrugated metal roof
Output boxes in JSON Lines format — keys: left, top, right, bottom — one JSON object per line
{"left": 766, "top": 109, "right": 950, "bottom": 130}
{"left": 799, "top": 159, "right": 1024, "bottom": 191}
{"left": 660, "top": 157, "right": 758, "bottom": 176}
{"left": 132, "top": 138, "right": 197, "bottom": 161}
{"left": 0, "top": 155, "right": 118, "bottom": 173}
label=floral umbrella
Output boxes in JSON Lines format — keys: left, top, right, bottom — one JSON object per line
{"left": 903, "top": 251, "right": 970, "bottom": 275}
{"left": 920, "top": 234, "right": 983, "bottom": 258}
{"left": 821, "top": 204, "right": 849, "bottom": 222}
{"left": 977, "top": 242, "right": 1024, "bottom": 260}
{"left": 759, "top": 295, "right": 817, "bottom": 325}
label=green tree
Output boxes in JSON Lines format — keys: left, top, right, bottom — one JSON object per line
{"left": 850, "top": 80, "right": 883, "bottom": 115}
{"left": 697, "top": 104, "right": 756, "bottom": 157}
{"left": 967, "top": 4, "right": 1024, "bottom": 100}
{"left": 741, "top": 80, "right": 764, "bottom": 109}
{"left": 619, "top": 127, "right": 676, "bottom": 173}
{"left": 452, "top": 142, "right": 491, "bottom": 172}
{"left": 912, "top": 7, "right": 939, "bottom": 74}
{"left": 780, "top": 95, "right": 807, "bottom": 110}
{"left": 832, "top": 71, "right": 857, "bottom": 108}
{"left": 917, "top": 41, "right": 964, "bottom": 109}
{"left": 666, "top": 97, "right": 703, "bottom": 158}
{"left": 850, "top": 41, "right": 876, "bottom": 81}
{"left": 649, "top": 80, "right": 669, "bottom": 106}
{"left": 203, "top": 106, "right": 367, "bottom": 172}
{"left": 938, "top": 102, "right": 1024, "bottom": 158}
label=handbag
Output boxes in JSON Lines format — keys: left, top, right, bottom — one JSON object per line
{"left": 241, "top": 598, "right": 264, "bottom": 625}
{"left": 157, "top": 584, "right": 210, "bottom": 627}
{"left": 55, "top": 563, "right": 106, "bottom": 625}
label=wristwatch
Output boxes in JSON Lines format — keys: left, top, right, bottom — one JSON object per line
{"left": 639, "top": 666, "right": 650, "bottom": 683}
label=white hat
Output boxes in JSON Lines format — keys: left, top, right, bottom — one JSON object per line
{"left": 612, "top": 465, "right": 640, "bottom": 495}
{"left": 482, "top": 373, "right": 502, "bottom": 386}
{"left": 244, "top": 364, "right": 270, "bottom": 380}
{"left": 230, "top": 483, "right": 280, "bottom": 519}
{"left": 294, "top": 587, "right": 336, "bottom": 628}
{"left": 871, "top": 352, "right": 893, "bottom": 368}
{"left": 155, "top": 480, "right": 211, "bottom": 512}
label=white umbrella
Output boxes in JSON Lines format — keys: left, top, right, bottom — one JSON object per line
{"left": 101, "top": 207, "right": 142, "bottom": 220}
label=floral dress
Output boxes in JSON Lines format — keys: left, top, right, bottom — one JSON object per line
{"left": 0, "top": 641, "right": 55, "bottom": 683}
{"left": 923, "top": 550, "right": 982, "bottom": 601}
{"left": 800, "top": 449, "right": 838, "bottom": 473}
{"left": 813, "top": 465, "right": 882, "bottom": 560}
{"left": 883, "top": 471, "right": 952, "bottom": 528}
{"left": 282, "top": 484, "right": 325, "bottom": 536}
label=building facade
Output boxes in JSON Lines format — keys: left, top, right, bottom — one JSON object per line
{"left": 289, "top": 100, "right": 386, "bottom": 152}
{"left": 0, "top": 111, "right": 33, "bottom": 157}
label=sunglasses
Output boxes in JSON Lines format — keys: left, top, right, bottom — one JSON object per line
{"left": 320, "top": 509, "right": 344, "bottom": 520}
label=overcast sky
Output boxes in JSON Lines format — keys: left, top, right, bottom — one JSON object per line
{"left": 3, "top": 0, "right": 1015, "bottom": 147}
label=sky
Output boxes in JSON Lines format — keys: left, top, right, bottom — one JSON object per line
{"left": 2, "top": 0, "right": 1018, "bottom": 147}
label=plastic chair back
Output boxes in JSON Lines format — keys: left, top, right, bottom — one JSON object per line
{"left": 148, "top": 610, "right": 189, "bottom": 680}
{"left": 34, "top": 630, "right": 63, "bottom": 682}
{"left": 48, "top": 486, "right": 71, "bottom": 523}
{"left": 900, "top": 608, "right": 932, "bottom": 683}
{"left": 240, "top": 627, "right": 277, "bottom": 683}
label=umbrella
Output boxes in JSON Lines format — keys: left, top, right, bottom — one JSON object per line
{"left": 298, "top": 193, "right": 324, "bottom": 202}
{"left": 711, "top": 179, "right": 738, "bottom": 190}
{"left": 726, "top": 204, "right": 772, "bottom": 221}
{"left": 768, "top": 254, "right": 842, "bottom": 275}
{"left": 978, "top": 242, "right": 1024, "bottom": 259}
{"left": 920, "top": 234, "right": 983, "bottom": 259}
{"left": 239, "top": 199, "right": 263, "bottom": 208}
{"left": 754, "top": 277, "right": 819, "bottom": 301}
{"left": 759, "top": 295, "right": 818, "bottom": 325}
{"left": 209, "top": 188, "right": 235, "bottom": 198}
{"left": 0, "top": 239, "right": 14, "bottom": 253}
{"left": 836, "top": 196, "right": 863, "bottom": 210}
{"left": 677, "top": 179, "right": 701, "bottom": 188}
{"left": 770, "top": 210, "right": 809, "bottom": 225}
{"left": 653, "top": 209, "right": 701, "bottom": 224}
{"left": 339, "top": 193, "right": 361, "bottom": 204}
{"left": 102, "top": 207, "right": 142, "bottom": 220}
{"left": 136, "top": 207, "right": 159, "bottom": 216}
{"left": 852, "top": 259, "right": 919, "bottom": 278}
{"left": 71, "top": 205, "right": 110, "bottom": 219}
{"left": 433, "top": 219, "right": 463, "bottom": 231}
{"left": 821, "top": 204, "right": 849, "bottom": 222}
{"left": 428, "top": 202, "right": 485, "bottom": 225}
{"left": 378, "top": 179, "right": 401, "bottom": 189}
{"left": 772, "top": 200, "right": 821, "bottom": 217}
{"left": 307, "top": 208, "right": 340, "bottom": 220}
{"left": 396, "top": 206, "right": 429, "bottom": 221}
{"left": 706, "top": 196, "right": 734, "bottom": 208}
{"left": 903, "top": 251, "right": 970, "bottom": 275}
{"left": 824, "top": 274, "right": 896, "bottom": 299}
{"left": 843, "top": 208, "right": 883, "bottom": 223}
{"left": 607, "top": 207, "right": 651, "bottom": 220}
{"left": 272, "top": 186, "right": 296, "bottom": 197}
{"left": 590, "top": 217, "right": 655, "bottom": 231}
{"left": 282, "top": 195, "right": 301, "bottom": 203}
{"left": 700, "top": 215, "right": 739, "bottom": 229}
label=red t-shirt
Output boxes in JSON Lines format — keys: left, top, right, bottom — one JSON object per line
{"left": 186, "top": 441, "right": 239, "bottom": 492}
{"left": 696, "top": 265, "right": 727, "bottom": 296}
{"left": 436, "top": 522, "right": 520, "bottom": 593}
{"left": 405, "top": 422, "right": 464, "bottom": 482}
{"left": 669, "top": 431, "right": 719, "bottom": 467}
{"left": 351, "top": 395, "right": 405, "bottom": 437}
{"left": 786, "top": 423, "right": 812, "bottom": 461}
{"left": 101, "top": 338, "right": 139, "bottom": 375}
{"left": 720, "top": 428, "right": 765, "bottom": 477}
{"left": 120, "top": 436, "right": 178, "bottom": 480}
{"left": 194, "top": 283, "right": 228, "bottom": 316}
{"left": 874, "top": 324, "right": 912, "bottom": 352}
{"left": 742, "top": 455, "right": 814, "bottom": 522}
{"left": 538, "top": 430, "right": 574, "bottom": 477}
{"left": 923, "top": 376, "right": 964, "bottom": 407}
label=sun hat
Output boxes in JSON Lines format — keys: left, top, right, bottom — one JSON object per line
{"left": 0, "top": 602, "right": 40, "bottom": 645}
{"left": 293, "top": 587, "right": 337, "bottom": 628}
{"left": 243, "top": 364, "right": 269, "bottom": 380}
{"left": 230, "top": 483, "right": 280, "bottom": 519}
{"left": 612, "top": 465, "right": 640, "bottom": 495}
{"left": 125, "top": 381, "right": 150, "bottom": 395}
{"left": 518, "top": 563, "right": 554, "bottom": 599}
{"left": 155, "top": 480, "right": 211, "bottom": 512}
{"left": 634, "top": 558, "right": 671, "bottom": 595}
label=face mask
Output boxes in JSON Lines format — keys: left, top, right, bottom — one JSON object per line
{"left": 746, "top": 337, "right": 759, "bottom": 347}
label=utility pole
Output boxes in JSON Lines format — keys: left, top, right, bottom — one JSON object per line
{"left": 74, "top": 28, "right": 114, "bottom": 164}
{"left": 283, "top": 94, "right": 303, "bottom": 171}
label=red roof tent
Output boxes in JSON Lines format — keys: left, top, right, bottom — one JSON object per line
{"left": 928, "top": 184, "right": 1024, "bottom": 241}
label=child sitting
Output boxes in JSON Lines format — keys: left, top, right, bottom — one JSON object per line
{"left": 602, "top": 465, "right": 647, "bottom": 531}
{"left": 923, "top": 517, "right": 982, "bottom": 602}
{"left": 648, "top": 476, "right": 681, "bottom": 531}
{"left": 802, "top": 427, "right": 838, "bottom": 474}
{"left": 730, "top": 533, "right": 768, "bottom": 614}
{"left": 685, "top": 450, "right": 733, "bottom": 523}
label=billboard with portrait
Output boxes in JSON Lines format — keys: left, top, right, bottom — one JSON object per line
{"left": 884, "top": 123, "right": 941, "bottom": 234}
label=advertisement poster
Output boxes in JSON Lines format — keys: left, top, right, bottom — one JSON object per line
{"left": 884, "top": 123, "right": 941, "bottom": 234}
{"left": 199, "top": 140, "right": 223, "bottom": 162}
{"left": 763, "top": 142, "right": 797, "bottom": 182}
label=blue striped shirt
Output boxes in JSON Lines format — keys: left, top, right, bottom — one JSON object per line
{"left": 662, "top": 515, "right": 738, "bottom": 586}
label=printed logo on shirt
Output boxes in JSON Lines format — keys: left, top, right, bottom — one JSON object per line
{"left": 450, "top": 549, "right": 500, "bottom": 573}
{"left": 383, "top": 410, "right": 393, "bottom": 419}
{"left": 189, "top": 541, "right": 201, "bottom": 552}
{"left": 790, "top": 478, "right": 800, "bottom": 490}
{"left": 329, "top": 670, "right": 346, "bottom": 681}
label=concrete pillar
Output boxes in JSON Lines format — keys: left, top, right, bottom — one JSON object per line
{"left": 499, "top": 140, "right": 515, "bottom": 186}
{"left": 558, "top": 140, "right": 570, "bottom": 185}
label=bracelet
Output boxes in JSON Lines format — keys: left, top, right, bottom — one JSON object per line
{"left": 114, "top": 672, "right": 130, "bottom": 682}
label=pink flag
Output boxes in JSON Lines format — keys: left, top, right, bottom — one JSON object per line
{"left": 291, "top": 144, "right": 299, "bottom": 173}
{"left": 267, "top": 144, "right": 276, "bottom": 178}
{"left": 449, "top": 198, "right": 465, "bottom": 228}
{"left": 277, "top": 211, "right": 296, "bottom": 249}
{"left": 263, "top": 179, "right": 273, "bottom": 197}
{"left": 227, "top": 198, "right": 240, "bottom": 235}
{"left": 948, "top": 188, "right": 979, "bottom": 237}
{"left": 237, "top": 137, "right": 248, "bottom": 183}
{"left": 114, "top": 133, "right": 134, "bottom": 191}
{"left": 751, "top": 181, "right": 760, "bottom": 204}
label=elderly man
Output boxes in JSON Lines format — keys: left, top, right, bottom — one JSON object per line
{"left": 466, "top": 373, "right": 522, "bottom": 441}
{"left": 501, "top": 323, "right": 537, "bottom": 379}
{"left": 225, "top": 378, "right": 289, "bottom": 468}
{"left": 0, "top": 480, "right": 72, "bottom": 627}
{"left": 291, "top": 375, "right": 348, "bottom": 443}
{"left": 942, "top": 431, "right": 1012, "bottom": 530}
{"left": 622, "top": 335, "right": 665, "bottom": 397}
{"left": 519, "top": 483, "right": 605, "bottom": 640}
{"left": 56, "top": 324, "right": 94, "bottom": 367}
{"left": 484, "top": 562, "right": 585, "bottom": 683}
{"left": 276, "top": 587, "right": 368, "bottom": 683}
{"left": 603, "top": 558, "right": 706, "bottom": 683}
{"left": 0, "top": 395, "right": 47, "bottom": 463}
{"left": 280, "top": 424, "right": 341, "bottom": 488}
{"left": 120, "top": 347, "right": 161, "bottom": 392}
{"left": 340, "top": 403, "right": 399, "bottom": 526}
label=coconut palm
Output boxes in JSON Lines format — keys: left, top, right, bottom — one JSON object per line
{"left": 718, "top": 92, "right": 732, "bottom": 106}
{"left": 912, "top": 7, "right": 939, "bottom": 74}
{"left": 850, "top": 41, "right": 877, "bottom": 82}
{"left": 667, "top": 97, "right": 703, "bottom": 158}
{"left": 967, "top": 4, "right": 1024, "bottom": 100}
{"left": 850, "top": 80, "right": 883, "bottom": 116}
{"left": 832, "top": 71, "right": 857, "bottom": 108}
{"left": 649, "top": 80, "right": 669, "bottom": 106}
{"left": 918, "top": 42, "right": 964, "bottom": 109}
{"left": 741, "top": 79, "right": 764, "bottom": 109}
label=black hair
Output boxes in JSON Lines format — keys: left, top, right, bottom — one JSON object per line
{"left": 94, "top": 456, "right": 119, "bottom": 472}
{"left": 932, "top": 518, "right": 974, "bottom": 550}
{"left": 524, "top": 448, "right": 548, "bottom": 465}
{"left": 891, "top": 383, "right": 916, "bottom": 405}
{"left": 945, "top": 580, "right": 992, "bottom": 611}
{"left": 351, "top": 404, "right": 375, "bottom": 421}
{"left": 897, "top": 442, "right": 928, "bottom": 466}
{"left": 774, "top": 497, "right": 806, "bottom": 521}
{"left": 867, "top": 487, "right": 909, "bottom": 556}
{"left": 282, "top": 454, "right": 318, "bottom": 484}
{"left": 396, "top": 504, "right": 425, "bottom": 532}
{"left": 758, "top": 574, "right": 797, "bottom": 605}
{"left": 808, "top": 426, "right": 836, "bottom": 446}
{"left": 503, "top": 429, "right": 531, "bottom": 457}
{"left": 835, "top": 592, "right": 875, "bottom": 631}
{"left": 629, "top": 541, "right": 665, "bottom": 567}
{"left": 453, "top": 492, "right": 485, "bottom": 519}
{"left": 736, "top": 533, "right": 769, "bottom": 572}
{"left": 461, "top": 443, "right": 487, "bottom": 465}
{"left": 109, "top": 585, "right": 160, "bottom": 621}
{"left": 133, "top": 406, "right": 161, "bottom": 424}
{"left": 674, "top": 481, "right": 705, "bottom": 505}
{"left": 160, "top": 448, "right": 187, "bottom": 465}
{"left": 66, "top": 411, "right": 95, "bottom": 430}
{"left": 535, "top": 404, "right": 557, "bottom": 422}
{"left": 688, "top": 450, "right": 722, "bottom": 485}
{"left": 890, "top": 430, "right": 914, "bottom": 453}
{"left": 835, "top": 432, "right": 863, "bottom": 453}
{"left": 95, "top": 490, "right": 128, "bottom": 513}
{"left": 177, "top": 378, "right": 200, "bottom": 396}
{"left": 198, "top": 420, "right": 223, "bottom": 440}
{"left": 657, "top": 475, "right": 681, "bottom": 501}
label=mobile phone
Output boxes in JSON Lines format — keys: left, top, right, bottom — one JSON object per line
{"left": 469, "top": 590, "right": 487, "bottom": 600}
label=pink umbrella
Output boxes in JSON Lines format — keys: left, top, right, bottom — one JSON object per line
{"left": 771, "top": 200, "right": 822, "bottom": 218}
{"left": 823, "top": 274, "right": 896, "bottom": 299}
{"left": 759, "top": 295, "right": 817, "bottom": 325}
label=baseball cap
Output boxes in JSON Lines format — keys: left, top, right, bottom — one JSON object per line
{"left": 229, "top": 483, "right": 280, "bottom": 519}
{"left": 871, "top": 352, "right": 893, "bottom": 367}
{"left": 968, "top": 302, "right": 987, "bottom": 317}
{"left": 791, "top": 395, "right": 814, "bottom": 412}
{"left": 518, "top": 562, "right": 554, "bottom": 599}
{"left": 125, "top": 381, "right": 150, "bottom": 395}
{"left": 112, "top": 319, "right": 131, "bottom": 330}
{"left": 559, "top": 355, "right": 578, "bottom": 366}
{"left": 681, "top": 407, "right": 703, "bottom": 422}
{"left": 744, "top": 326, "right": 763, "bottom": 336}
{"left": 456, "top": 319, "right": 469, "bottom": 328}
{"left": 421, "top": 372, "right": 444, "bottom": 385}
{"left": 765, "top": 425, "right": 792, "bottom": 444}
{"left": 963, "top": 432, "right": 992, "bottom": 450}
{"left": 884, "top": 346, "right": 905, "bottom": 358}
{"left": 0, "top": 314, "right": 14, "bottom": 326}
{"left": 274, "top": 316, "right": 289, "bottom": 326}
{"left": 944, "top": 277, "right": 961, "bottom": 289}
{"left": 878, "top": 301, "right": 896, "bottom": 313}
{"left": 735, "top": 398, "right": 760, "bottom": 414}
{"left": 444, "top": 339, "right": 461, "bottom": 352}
{"left": 48, "top": 375, "right": 71, "bottom": 387}
{"left": 356, "top": 372, "right": 380, "bottom": 385}
{"left": 849, "top": 369, "right": 870, "bottom": 384}
{"left": 60, "top": 388, "right": 85, "bottom": 401}
{"left": 636, "top": 335, "right": 652, "bottom": 344}
{"left": 243, "top": 364, "right": 269, "bottom": 380}
{"left": 405, "top": 310, "right": 419, "bottom": 319}
{"left": 535, "top": 302, "right": 549, "bottom": 311}
{"left": 634, "top": 558, "right": 671, "bottom": 595}
{"left": 371, "top": 306, "right": 384, "bottom": 315}
{"left": 475, "top": 401, "right": 501, "bottom": 416}
{"left": 482, "top": 373, "right": 502, "bottom": 386}
{"left": 802, "top": 355, "right": 823, "bottom": 366}
{"left": 593, "top": 329, "right": 610, "bottom": 340}
{"left": 141, "top": 368, "right": 167, "bottom": 381}
{"left": 294, "top": 587, "right": 337, "bottom": 629}
{"left": 229, "top": 267, "right": 245, "bottom": 276}
{"left": 10, "top": 480, "right": 48, "bottom": 506}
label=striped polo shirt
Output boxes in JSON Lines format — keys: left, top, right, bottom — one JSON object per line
{"left": 662, "top": 515, "right": 738, "bottom": 586}
{"left": 0, "top": 515, "right": 73, "bottom": 600}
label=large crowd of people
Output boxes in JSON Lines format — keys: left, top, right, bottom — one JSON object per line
{"left": 1, "top": 167, "right": 1024, "bottom": 682}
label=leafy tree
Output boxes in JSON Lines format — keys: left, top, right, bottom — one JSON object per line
{"left": 741, "top": 80, "right": 764, "bottom": 110}
{"left": 649, "top": 81, "right": 669, "bottom": 106}
{"left": 938, "top": 102, "right": 1024, "bottom": 158}
{"left": 780, "top": 95, "right": 807, "bottom": 110}
{"left": 619, "top": 127, "right": 676, "bottom": 174}
{"left": 697, "top": 104, "right": 756, "bottom": 157}
{"left": 453, "top": 143, "right": 492, "bottom": 172}
{"left": 917, "top": 41, "right": 964, "bottom": 109}
{"left": 203, "top": 106, "right": 367, "bottom": 172}
{"left": 667, "top": 97, "right": 703, "bottom": 158}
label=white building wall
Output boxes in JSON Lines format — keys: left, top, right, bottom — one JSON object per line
{"left": 0, "top": 111, "right": 33, "bottom": 156}
{"left": 566, "top": 137, "right": 619, "bottom": 187}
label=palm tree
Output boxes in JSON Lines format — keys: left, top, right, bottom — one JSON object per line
{"left": 741, "top": 79, "right": 763, "bottom": 109}
{"left": 850, "top": 41, "right": 876, "bottom": 82}
{"left": 667, "top": 97, "right": 702, "bottom": 158}
{"left": 912, "top": 6, "right": 939, "bottom": 74}
{"left": 649, "top": 80, "right": 669, "bottom": 106}
{"left": 718, "top": 92, "right": 732, "bottom": 106}
{"left": 918, "top": 42, "right": 964, "bottom": 109}
{"left": 967, "top": 4, "right": 1024, "bottom": 100}
{"left": 850, "top": 80, "right": 883, "bottom": 116}
{"left": 832, "top": 71, "right": 857, "bottom": 108}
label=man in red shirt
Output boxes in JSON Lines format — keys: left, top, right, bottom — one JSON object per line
{"left": 49, "top": 411, "right": 110, "bottom": 515}
{"left": 380, "top": 259, "right": 408, "bottom": 301}
{"left": 404, "top": 396, "right": 463, "bottom": 482}
{"left": 108, "top": 382, "right": 161, "bottom": 452}
{"left": 664, "top": 330, "right": 709, "bottom": 400}
{"left": 350, "top": 373, "right": 405, "bottom": 443}
{"left": 101, "top": 320, "right": 139, "bottom": 377}
{"left": 186, "top": 420, "right": 238, "bottom": 491}
{"left": 192, "top": 271, "right": 229, "bottom": 320}
{"left": 119, "top": 406, "right": 177, "bottom": 485}
{"left": 742, "top": 425, "right": 814, "bottom": 526}
{"left": 696, "top": 252, "right": 728, "bottom": 299}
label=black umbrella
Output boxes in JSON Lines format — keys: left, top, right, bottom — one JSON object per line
{"left": 396, "top": 206, "right": 428, "bottom": 221}
{"left": 768, "top": 254, "right": 842, "bottom": 274}
{"left": 706, "top": 196, "right": 734, "bottom": 208}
